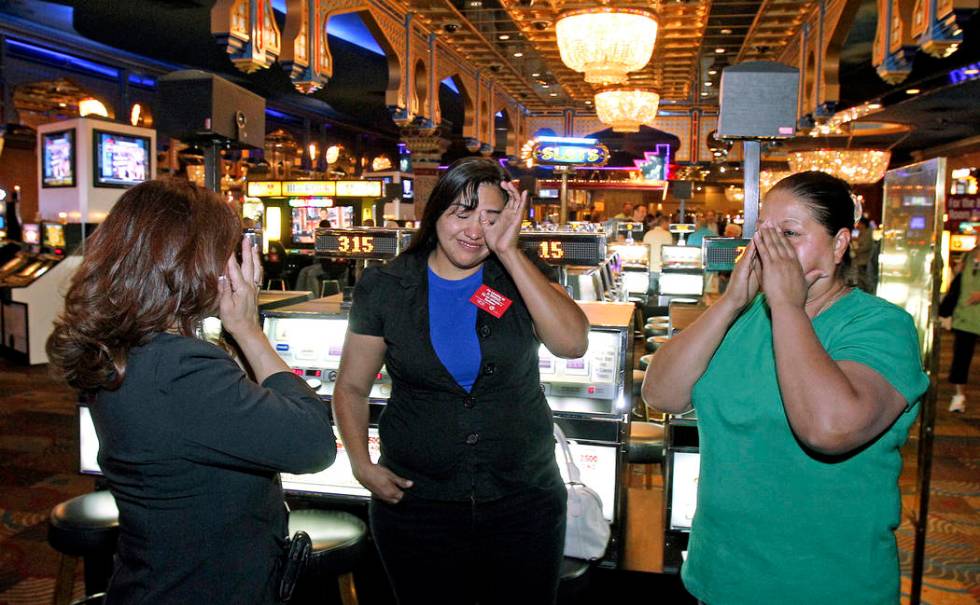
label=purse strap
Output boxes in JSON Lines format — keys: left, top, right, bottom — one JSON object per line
{"left": 553, "top": 423, "right": 582, "bottom": 484}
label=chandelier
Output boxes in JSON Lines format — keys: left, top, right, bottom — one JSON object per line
{"left": 787, "top": 149, "right": 892, "bottom": 184}
{"left": 556, "top": 8, "right": 658, "bottom": 85}
{"left": 594, "top": 89, "right": 660, "bottom": 132}
{"left": 760, "top": 170, "right": 792, "bottom": 197}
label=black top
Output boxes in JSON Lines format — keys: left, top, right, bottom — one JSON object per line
{"left": 349, "top": 250, "right": 563, "bottom": 501}
{"left": 91, "top": 333, "right": 336, "bottom": 605}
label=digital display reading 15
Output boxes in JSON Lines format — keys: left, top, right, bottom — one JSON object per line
{"left": 538, "top": 241, "right": 565, "bottom": 260}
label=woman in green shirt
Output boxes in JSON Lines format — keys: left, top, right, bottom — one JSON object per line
{"left": 642, "top": 171, "right": 928, "bottom": 605}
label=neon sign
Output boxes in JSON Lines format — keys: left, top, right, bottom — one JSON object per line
{"left": 530, "top": 137, "right": 609, "bottom": 167}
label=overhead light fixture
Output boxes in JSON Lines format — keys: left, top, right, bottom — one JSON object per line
{"left": 720, "top": 28, "right": 732, "bottom": 34}
{"left": 556, "top": 8, "right": 658, "bottom": 85}
{"left": 325, "top": 145, "right": 341, "bottom": 165}
{"left": 549, "top": 92, "right": 559, "bottom": 97}
{"left": 704, "top": 81, "right": 713, "bottom": 87}
{"left": 701, "top": 92, "right": 709, "bottom": 96}
{"left": 868, "top": 103, "right": 882, "bottom": 109}
{"left": 788, "top": 149, "right": 892, "bottom": 184}
{"left": 79, "top": 97, "right": 109, "bottom": 118}
{"left": 585, "top": 99, "right": 592, "bottom": 104}
{"left": 760, "top": 169, "right": 792, "bottom": 196}
{"left": 513, "top": 52, "right": 524, "bottom": 57}
{"left": 708, "top": 69, "right": 718, "bottom": 75}
{"left": 531, "top": 72, "right": 541, "bottom": 77}
{"left": 594, "top": 88, "right": 660, "bottom": 132}
{"left": 715, "top": 48, "right": 726, "bottom": 53}
{"left": 906, "top": 88, "right": 921, "bottom": 94}
{"left": 499, "top": 34, "right": 511, "bottom": 40}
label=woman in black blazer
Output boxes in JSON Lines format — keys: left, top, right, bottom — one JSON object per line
{"left": 47, "top": 178, "right": 336, "bottom": 604}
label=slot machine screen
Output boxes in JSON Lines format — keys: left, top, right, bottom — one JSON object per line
{"left": 661, "top": 245, "right": 702, "bottom": 270}
{"left": 94, "top": 130, "right": 150, "bottom": 188}
{"left": 292, "top": 207, "right": 329, "bottom": 244}
{"left": 539, "top": 329, "right": 623, "bottom": 411}
{"left": 42, "top": 129, "right": 76, "bottom": 188}
{"left": 281, "top": 427, "right": 380, "bottom": 497}
{"left": 401, "top": 178, "right": 414, "bottom": 199}
{"left": 22, "top": 223, "right": 40, "bottom": 245}
{"left": 670, "top": 451, "right": 700, "bottom": 530}
{"left": 659, "top": 272, "right": 704, "bottom": 296}
{"left": 43, "top": 223, "right": 66, "bottom": 249}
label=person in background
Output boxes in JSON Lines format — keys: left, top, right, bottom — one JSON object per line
{"left": 46, "top": 179, "right": 336, "bottom": 604}
{"left": 333, "top": 157, "right": 589, "bottom": 604}
{"left": 687, "top": 210, "right": 718, "bottom": 247}
{"left": 723, "top": 222, "right": 742, "bottom": 238}
{"left": 631, "top": 204, "right": 649, "bottom": 225}
{"left": 939, "top": 247, "right": 980, "bottom": 413}
{"left": 851, "top": 216, "right": 874, "bottom": 292}
{"left": 643, "top": 171, "right": 927, "bottom": 605}
{"left": 613, "top": 202, "right": 634, "bottom": 220}
{"left": 362, "top": 218, "right": 376, "bottom": 227}
{"left": 643, "top": 214, "right": 674, "bottom": 271}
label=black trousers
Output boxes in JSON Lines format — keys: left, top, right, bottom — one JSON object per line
{"left": 369, "top": 484, "right": 567, "bottom": 605}
{"left": 949, "top": 328, "right": 978, "bottom": 385}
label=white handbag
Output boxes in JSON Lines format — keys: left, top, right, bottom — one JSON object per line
{"left": 554, "top": 424, "right": 611, "bottom": 560}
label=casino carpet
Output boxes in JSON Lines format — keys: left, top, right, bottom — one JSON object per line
{"left": 0, "top": 334, "right": 978, "bottom": 604}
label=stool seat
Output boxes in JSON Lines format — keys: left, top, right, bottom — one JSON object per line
{"left": 48, "top": 491, "right": 119, "bottom": 557}
{"left": 645, "top": 315, "right": 669, "bottom": 326}
{"left": 639, "top": 354, "right": 653, "bottom": 370}
{"left": 629, "top": 422, "right": 665, "bottom": 464}
{"left": 643, "top": 324, "right": 669, "bottom": 337}
{"left": 559, "top": 557, "right": 591, "bottom": 582}
{"left": 289, "top": 509, "right": 367, "bottom": 578}
{"left": 645, "top": 335, "right": 670, "bottom": 352}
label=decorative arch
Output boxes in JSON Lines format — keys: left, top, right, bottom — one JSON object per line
{"left": 439, "top": 74, "right": 476, "bottom": 140}
{"left": 494, "top": 106, "right": 516, "bottom": 158}
{"left": 412, "top": 58, "right": 428, "bottom": 117}
{"left": 323, "top": 7, "right": 403, "bottom": 111}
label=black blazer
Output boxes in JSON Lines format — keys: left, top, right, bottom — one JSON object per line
{"left": 349, "top": 250, "right": 563, "bottom": 501}
{"left": 91, "top": 333, "right": 336, "bottom": 605}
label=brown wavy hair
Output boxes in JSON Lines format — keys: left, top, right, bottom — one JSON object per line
{"left": 47, "top": 178, "right": 241, "bottom": 391}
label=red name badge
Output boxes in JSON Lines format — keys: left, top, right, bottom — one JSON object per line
{"left": 470, "top": 284, "right": 513, "bottom": 318}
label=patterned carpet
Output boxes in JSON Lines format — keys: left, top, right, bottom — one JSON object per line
{"left": 0, "top": 333, "right": 977, "bottom": 604}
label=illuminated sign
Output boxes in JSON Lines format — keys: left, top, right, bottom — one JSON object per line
{"left": 336, "top": 180, "right": 383, "bottom": 197}
{"left": 530, "top": 136, "right": 609, "bottom": 167}
{"left": 518, "top": 232, "right": 607, "bottom": 266}
{"left": 283, "top": 181, "right": 336, "bottom": 196}
{"left": 247, "top": 181, "right": 281, "bottom": 197}
{"left": 288, "top": 198, "right": 334, "bottom": 208}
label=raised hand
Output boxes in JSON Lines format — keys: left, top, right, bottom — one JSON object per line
{"left": 719, "top": 238, "right": 760, "bottom": 312}
{"left": 218, "top": 236, "right": 263, "bottom": 337}
{"left": 481, "top": 180, "right": 527, "bottom": 255}
{"left": 752, "top": 224, "right": 821, "bottom": 310}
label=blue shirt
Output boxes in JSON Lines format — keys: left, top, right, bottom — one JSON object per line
{"left": 427, "top": 266, "right": 483, "bottom": 391}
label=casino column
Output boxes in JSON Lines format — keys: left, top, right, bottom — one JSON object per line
{"left": 400, "top": 126, "right": 449, "bottom": 218}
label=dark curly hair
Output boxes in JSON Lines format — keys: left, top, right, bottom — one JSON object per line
{"left": 46, "top": 178, "right": 241, "bottom": 391}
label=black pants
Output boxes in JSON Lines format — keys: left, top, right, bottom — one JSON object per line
{"left": 369, "top": 484, "right": 567, "bottom": 605}
{"left": 950, "top": 329, "right": 978, "bottom": 385}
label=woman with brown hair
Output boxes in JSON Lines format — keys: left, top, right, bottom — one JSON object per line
{"left": 47, "top": 178, "right": 336, "bottom": 605}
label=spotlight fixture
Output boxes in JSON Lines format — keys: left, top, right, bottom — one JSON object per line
{"left": 715, "top": 48, "right": 725, "bottom": 54}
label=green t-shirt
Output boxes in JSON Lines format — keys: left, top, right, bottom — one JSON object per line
{"left": 682, "top": 290, "right": 928, "bottom": 605}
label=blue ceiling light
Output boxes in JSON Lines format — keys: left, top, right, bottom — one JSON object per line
{"left": 6, "top": 38, "right": 119, "bottom": 79}
{"left": 441, "top": 77, "right": 460, "bottom": 94}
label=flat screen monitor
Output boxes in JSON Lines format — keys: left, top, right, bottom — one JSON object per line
{"left": 43, "top": 223, "right": 66, "bottom": 249}
{"left": 42, "top": 129, "right": 76, "bottom": 188}
{"left": 292, "top": 206, "right": 332, "bottom": 245}
{"left": 22, "top": 223, "right": 40, "bottom": 245}
{"left": 538, "top": 188, "right": 559, "bottom": 199}
{"left": 659, "top": 272, "right": 704, "bottom": 296}
{"left": 94, "top": 130, "right": 151, "bottom": 188}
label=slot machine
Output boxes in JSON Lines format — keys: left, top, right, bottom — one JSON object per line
{"left": 658, "top": 245, "right": 704, "bottom": 304}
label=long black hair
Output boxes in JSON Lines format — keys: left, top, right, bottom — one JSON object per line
{"left": 768, "top": 170, "right": 857, "bottom": 273}
{"left": 403, "top": 157, "right": 510, "bottom": 256}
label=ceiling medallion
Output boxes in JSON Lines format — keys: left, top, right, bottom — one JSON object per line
{"left": 594, "top": 89, "right": 660, "bottom": 133}
{"left": 556, "top": 8, "right": 658, "bottom": 85}
{"left": 787, "top": 149, "right": 892, "bottom": 185}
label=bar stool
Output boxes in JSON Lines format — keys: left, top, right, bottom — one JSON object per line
{"left": 288, "top": 509, "right": 368, "bottom": 605}
{"left": 47, "top": 491, "right": 119, "bottom": 605}
{"left": 266, "top": 277, "right": 287, "bottom": 291}
{"left": 558, "top": 557, "right": 592, "bottom": 603}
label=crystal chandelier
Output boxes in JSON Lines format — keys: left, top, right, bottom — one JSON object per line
{"left": 556, "top": 8, "right": 658, "bottom": 85}
{"left": 760, "top": 170, "right": 792, "bottom": 196}
{"left": 787, "top": 149, "right": 892, "bottom": 185}
{"left": 594, "top": 89, "right": 660, "bottom": 132}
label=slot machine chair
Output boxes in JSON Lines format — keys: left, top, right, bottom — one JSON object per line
{"left": 288, "top": 509, "right": 368, "bottom": 605}
{"left": 47, "top": 490, "right": 119, "bottom": 605}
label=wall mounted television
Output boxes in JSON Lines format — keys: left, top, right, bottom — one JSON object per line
{"left": 42, "top": 129, "right": 76, "bottom": 188}
{"left": 93, "top": 130, "right": 151, "bottom": 188}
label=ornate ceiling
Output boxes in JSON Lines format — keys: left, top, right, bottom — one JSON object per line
{"left": 407, "top": 0, "right": 817, "bottom": 112}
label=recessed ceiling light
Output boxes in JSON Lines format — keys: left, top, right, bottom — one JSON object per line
{"left": 721, "top": 28, "right": 732, "bottom": 34}
{"left": 540, "top": 84, "right": 550, "bottom": 88}
{"left": 964, "top": 68, "right": 979, "bottom": 75}
{"left": 585, "top": 100, "right": 592, "bottom": 104}
{"left": 708, "top": 69, "right": 717, "bottom": 75}
{"left": 531, "top": 72, "right": 541, "bottom": 77}
{"left": 498, "top": 34, "right": 511, "bottom": 40}
{"left": 715, "top": 48, "right": 726, "bottom": 53}
{"left": 513, "top": 52, "right": 524, "bottom": 57}
{"left": 868, "top": 103, "right": 882, "bottom": 109}
{"left": 705, "top": 81, "right": 713, "bottom": 87}
{"left": 549, "top": 92, "right": 558, "bottom": 97}
{"left": 701, "top": 92, "right": 709, "bottom": 96}
{"left": 906, "top": 88, "right": 920, "bottom": 94}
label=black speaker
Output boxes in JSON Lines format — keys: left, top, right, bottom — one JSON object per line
{"left": 157, "top": 70, "right": 266, "bottom": 148}
{"left": 718, "top": 61, "right": 799, "bottom": 139}
{"left": 672, "top": 181, "right": 693, "bottom": 199}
